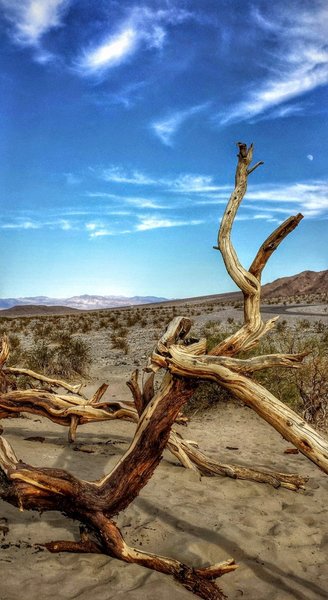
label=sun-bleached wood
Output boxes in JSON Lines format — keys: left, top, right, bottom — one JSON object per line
{"left": 3, "top": 365, "right": 83, "bottom": 394}
{"left": 168, "top": 345, "right": 328, "bottom": 475}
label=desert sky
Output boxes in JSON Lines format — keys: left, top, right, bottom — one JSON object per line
{"left": 0, "top": 0, "right": 327, "bottom": 298}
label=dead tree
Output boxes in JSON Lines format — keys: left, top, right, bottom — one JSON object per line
{"left": 1, "top": 142, "right": 328, "bottom": 600}
{"left": 1, "top": 334, "right": 308, "bottom": 491}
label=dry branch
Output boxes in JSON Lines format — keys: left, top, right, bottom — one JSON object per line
{"left": 3, "top": 366, "right": 83, "bottom": 394}
{"left": 168, "top": 346, "right": 328, "bottom": 475}
{"left": 0, "top": 359, "right": 232, "bottom": 600}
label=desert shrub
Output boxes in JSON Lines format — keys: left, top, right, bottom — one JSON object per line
{"left": 26, "top": 341, "right": 56, "bottom": 372}
{"left": 81, "top": 319, "right": 92, "bottom": 333}
{"left": 196, "top": 320, "right": 328, "bottom": 428}
{"left": 111, "top": 334, "right": 129, "bottom": 354}
{"left": 185, "top": 381, "right": 232, "bottom": 415}
{"left": 8, "top": 334, "right": 20, "bottom": 351}
{"left": 98, "top": 318, "right": 109, "bottom": 329}
{"left": 242, "top": 324, "right": 328, "bottom": 427}
{"left": 55, "top": 336, "right": 91, "bottom": 376}
{"left": 26, "top": 336, "right": 91, "bottom": 377}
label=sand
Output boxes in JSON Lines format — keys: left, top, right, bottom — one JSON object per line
{"left": 1, "top": 394, "right": 328, "bottom": 600}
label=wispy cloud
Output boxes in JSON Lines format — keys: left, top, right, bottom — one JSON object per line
{"left": 78, "top": 5, "right": 194, "bottom": 75}
{"left": 96, "top": 165, "right": 227, "bottom": 195}
{"left": 169, "top": 174, "right": 229, "bottom": 194}
{"left": 151, "top": 103, "right": 210, "bottom": 146}
{"left": 86, "top": 191, "right": 165, "bottom": 210}
{"left": 1, "top": 220, "right": 40, "bottom": 230}
{"left": 100, "top": 166, "right": 156, "bottom": 185}
{"left": 136, "top": 216, "right": 203, "bottom": 232}
{"left": 91, "top": 163, "right": 328, "bottom": 219}
{"left": 245, "top": 180, "right": 328, "bottom": 217}
{"left": 0, "top": 0, "right": 70, "bottom": 46}
{"left": 90, "top": 81, "right": 146, "bottom": 110}
{"left": 0, "top": 217, "right": 75, "bottom": 231}
{"left": 220, "top": 3, "right": 328, "bottom": 123}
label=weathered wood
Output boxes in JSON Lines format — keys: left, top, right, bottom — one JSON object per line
{"left": 178, "top": 351, "right": 308, "bottom": 373}
{"left": 168, "top": 346, "right": 328, "bottom": 475}
{"left": 0, "top": 389, "right": 137, "bottom": 429}
{"left": 3, "top": 366, "right": 83, "bottom": 394}
{"left": 249, "top": 213, "right": 304, "bottom": 280}
{"left": 210, "top": 143, "right": 302, "bottom": 357}
{"left": 168, "top": 432, "right": 307, "bottom": 491}
{"left": 0, "top": 371, "right": 233, "bottom": 600}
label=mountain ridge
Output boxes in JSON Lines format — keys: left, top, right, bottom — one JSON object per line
{"left": 0, "top": 269, "right": 326, "bottom": 316}
{"left": 261, "top": 269, "right": 328, "bottom": 298}
{"left": 0, "top": 294, "right": 168, "bottom": 311}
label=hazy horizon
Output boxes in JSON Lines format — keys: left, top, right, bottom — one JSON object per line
{"left": 1, "top": 1, "right": 327, "bottom": 299}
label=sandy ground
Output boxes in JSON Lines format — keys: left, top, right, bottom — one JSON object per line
{"left": 1, "top": 393, "right": 328, "bottom": 600}
{"left": 1, "top": 303, "right": 328, "bottom": 600}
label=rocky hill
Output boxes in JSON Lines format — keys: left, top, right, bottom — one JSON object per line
{"left": 261, "top": 269, "right": 328, "bottom": 298}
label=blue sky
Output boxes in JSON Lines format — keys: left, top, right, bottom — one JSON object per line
{"left": 0, "top": 0, "right": 327, "bottom": 299}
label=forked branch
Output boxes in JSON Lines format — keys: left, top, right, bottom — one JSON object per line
{"left": 211, "top": 143, "right": 303, "bottom": 356}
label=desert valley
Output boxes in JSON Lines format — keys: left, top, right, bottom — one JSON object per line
{"left": 0, "top": 269, "right": 327, "bottom": 600}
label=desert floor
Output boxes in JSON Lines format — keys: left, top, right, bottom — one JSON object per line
{"left": 1, "top": 302, "right": 328, "bottom": 600}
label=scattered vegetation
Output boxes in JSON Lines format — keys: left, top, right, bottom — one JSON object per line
{"left": 1, "top": 297, "right": 327, "bottom": 428}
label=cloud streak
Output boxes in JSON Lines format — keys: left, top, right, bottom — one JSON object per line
{"left": 97, "top": 165, "right": 228, "bottom": 195}
{"left": 220, "top": 3, "right": 328, "bottom": 123}
{"left": 78, "top": 5, "right": 194, "bottom": 75}
{"left": 151, "top": 103, "right": 210, "bottom": 146}
{"left": 0, "top": 0, "right": 70, "bottom": 46}
{"left": 136, "top": 216, "right": 203, "bottom": 232}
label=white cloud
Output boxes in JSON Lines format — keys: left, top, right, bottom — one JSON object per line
{"left": 96, "top": 164, "right": 227, "bottom": 195}
{"left": 89, "top": 229, "right": 114, "bottom": 238}
{"left": 86, "top": 191, "right": 165, "bottom": 210}
{"left": 80, "top": 28, "right": 137, "bottom": 73}
{"left": 136, "top": 216, "right": 203, "bottom": 231}
{"left": 151, "top": 103, "right": 210, "bottom": 146}
{"left": 220, "top": 3, "right": 328, "bottom": 123}
{"left": 101, "top": 166, "right": 156, "bottom": 185}
{"left": 1, "top": 220, "right": 40, "bottom": 230}
{"left": 245, "top": 180, "right": 328, "bottom": 217}
{"left": 0, "top": 0, "right": 70, "bottom": 46}
{"left": 59, "top": 219, "right": 72, "bottom": 230}
{"left": 78, "top": 6, "right": 194, "bottom": 75}
{"left": 169, "top": 174, "right": 228, "bottom": 194}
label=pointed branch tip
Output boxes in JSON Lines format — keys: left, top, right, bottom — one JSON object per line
{"left": 247, "top": 161, "right": 264, "bottom": 176}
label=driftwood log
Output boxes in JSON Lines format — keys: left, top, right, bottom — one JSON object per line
{"left": 1, "top": 142, "right": 328, "bottom": 600}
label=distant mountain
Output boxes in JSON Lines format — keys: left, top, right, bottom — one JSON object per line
{"left": 0, "top": 270, "right": 326, "bottom": 317}
{"left": 0, "top": 294, "right": 168, "bottom": 312}
{"left": 0, "top": 305, "right": 80, "bottom": 317}
{"left": 261, "top": 269, "right": 328, "bottom": 298}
